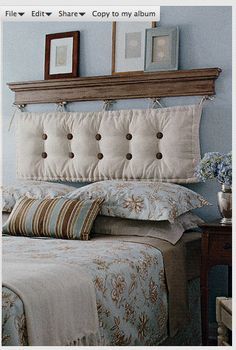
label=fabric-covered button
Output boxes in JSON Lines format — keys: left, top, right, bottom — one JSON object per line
{"left": 126, "top": 153, "right": 132, "bottom": 160}
{"left": 69, "top": 152, "right": 74, "bottom": 158}
{"left": 126, "top": 133, "right": 132, "bottom": 140}
{"left": 97, "top": 153, "right": 103, "bottom": 160}
{"left": 42, "top": 134, "right": 47, "bottom": 140}
{"left": 156, "top": 152, "right": 163, "bottom": 159}
{"left": 95, "top": 134, "right": 101, "bottom": 140}
{"left": 67, "top": 133, "right": 73, "bottom": 140}
{"left": 156, "top": 132, "right": 163, "bottom": 139}
{"left": 42, "top": 152, "right": 47, "bottom": 159}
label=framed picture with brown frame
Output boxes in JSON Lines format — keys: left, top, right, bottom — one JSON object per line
{"left": 44, "top": 31, "right": 80, "bottom": 80}
{"left": 112, "top": 22, "right": 156, "bottom": 75}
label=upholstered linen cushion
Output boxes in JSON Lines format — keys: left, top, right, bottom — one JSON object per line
{"left": 2, "top": 197, "right": 103, "bottom": 240}
{"left": 2, "top": 181, "right": 76, "bottom": 213}
{"left": 65, "top": 180, "right": 209, "bottom": 223}
{"left": 16, "top": 105, "right": 202, "bottom": 183}
{"left": 92, "top": 212, "right": 204, "bottom": 244}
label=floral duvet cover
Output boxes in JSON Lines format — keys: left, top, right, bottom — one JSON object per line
{"left": 2, "top": 235, "right": 168, "bottom": 346}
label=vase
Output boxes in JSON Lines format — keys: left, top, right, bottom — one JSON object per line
{"left": 217, "top": 184, "right": 232, "bottom": 224}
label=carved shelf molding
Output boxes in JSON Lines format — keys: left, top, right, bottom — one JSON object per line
{"left": 8, "top": 67, "right": 221, "bottom": 105}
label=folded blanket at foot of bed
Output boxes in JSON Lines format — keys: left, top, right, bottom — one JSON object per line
{"left": 3, "top": 259, "right": 102, "bottom": 346}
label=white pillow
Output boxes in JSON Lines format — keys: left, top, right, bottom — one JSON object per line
{"left": 1, "top": 181, "right": 77, "bottom": 212}
{"left": 92, "top": 212, "right": 204, "bottom": 245}
{"left": 65, "top": 180, "right": 209, "bottom": 223}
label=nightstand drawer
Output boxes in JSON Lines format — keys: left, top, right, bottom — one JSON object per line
{"left": 209, "top": 236, "right": 232, "bottom": 260}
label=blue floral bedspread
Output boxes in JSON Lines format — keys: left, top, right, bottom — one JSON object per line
{"left": 2, "top": 236, "right": 168, "bottom": 346}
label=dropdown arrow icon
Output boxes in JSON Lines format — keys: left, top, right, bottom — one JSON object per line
{"left": 18, "top": 12, "right": 25, "bottom": 16}
{"left": 46, "top": 12, "right": 52, "bottom": 16}
{"left": 79, "top": 12, "right": 86, "bottom": 16}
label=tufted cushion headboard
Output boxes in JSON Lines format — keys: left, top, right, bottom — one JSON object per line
{"left": 16, "top": 105, "right": 202, "bottom": 183}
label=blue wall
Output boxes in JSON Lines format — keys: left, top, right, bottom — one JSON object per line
{"left": 2, "top": 6, "right": 232, "bottom": 324}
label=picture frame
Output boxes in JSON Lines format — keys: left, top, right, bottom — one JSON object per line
{"left": 144, "top": 26, "right": 179, "bottom": 72}
{"left": 44, "top": 31, "right": 80, "bottom": 80}
{"left": 112, "top": 22, "right": 156, "bottom": 75}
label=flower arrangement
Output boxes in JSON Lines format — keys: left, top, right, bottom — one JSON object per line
{"left": 196, "top": 151, "right": 232, "bottom": 187}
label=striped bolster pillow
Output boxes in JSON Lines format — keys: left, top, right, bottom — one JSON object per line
{"left": 2, "top": 197, "right": 104, "bottom": 240}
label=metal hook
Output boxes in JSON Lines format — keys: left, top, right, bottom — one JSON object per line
{"left": 199, "top": 95, "right": 215, "bottom": 106}
{"left": 56, "top": 101, "right": 67, "bottom": 112}
{"left": 8, "top": 104, "right": 26, "bottom": 131}
{"left": 15, "top": 103, "right": 26, "bottom": 110}
{"left": 149, "top": 98, "right": 163, "bottom": 109}
{"left": 102, "top": 100, "right": 116, "bottom": 111}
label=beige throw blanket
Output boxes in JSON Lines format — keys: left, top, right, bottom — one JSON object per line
{"left": 3, "top": 259, "right": 101, "bottom": 346}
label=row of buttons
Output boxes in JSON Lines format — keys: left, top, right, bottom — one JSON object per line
{"left": 41, "top": 132, "right": 164, "bottom": 141}
{"left": 41, "top": 152, "right": 163, "bottom": 159}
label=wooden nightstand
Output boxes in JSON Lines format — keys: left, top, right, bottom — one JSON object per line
{"left": 199, "top": 220, "right": 232, "bottom": 346}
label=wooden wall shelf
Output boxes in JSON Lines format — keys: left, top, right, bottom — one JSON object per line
{"left": 8, "top": 68, "right": 221, "bottom": 105}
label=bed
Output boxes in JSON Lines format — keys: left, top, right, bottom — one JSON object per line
{"left": 2, "top": 179, "right": 204, "bottom": 346}
{"left": 2, "top": 226, "right": 202, "bottom": 346}
{"left": 2, "top": 70, "right": 221, "bottom": 345}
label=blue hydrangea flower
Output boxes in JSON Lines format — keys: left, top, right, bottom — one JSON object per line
{"left": 195, "top": 151, "right": 232, "bottom": 186}
{"left": 216, "top": 152, "right": 232, "bottom": 186}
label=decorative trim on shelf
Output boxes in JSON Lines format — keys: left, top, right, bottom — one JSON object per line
{"left": 8, "top": 68, "right": 221, "bottom": 105}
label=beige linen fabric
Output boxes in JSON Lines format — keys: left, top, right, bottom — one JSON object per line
{"left": 92, "top": 212, "right": 204, "bottom": 244}
{"left": 16, "top": 105, "right": 202, "bottom": 183}
{"left": 3, "top": 259, "right": 101, "bottom": 346}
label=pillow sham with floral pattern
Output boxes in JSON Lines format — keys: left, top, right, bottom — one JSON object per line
{"left": 2, "top": 181, "right": 77, "bottom": 213}
{"left": 65, "top": 180, "right": 209, "bottom": 223}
